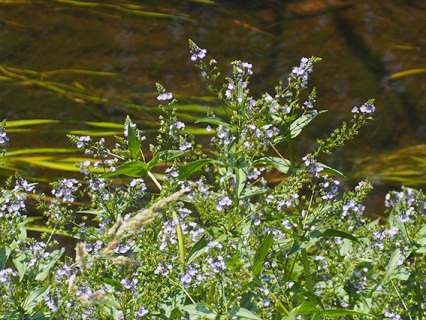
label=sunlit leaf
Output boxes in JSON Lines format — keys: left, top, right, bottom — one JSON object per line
{"left": 254, "top": 156, "right": 292, "bottom": 174}
{"left": 35, "top": 249, "right": 64, "bottom": 281}
{"left": 231, "top": 307, "right": 262, "bottom": 320}
{"left": 252, "top": 231, "right": 273, "bottom": 279}
{"left": 187, "top": 236, "right": 209, "bottom": 264}
{"left": 317, "top": 162, "right": 347, "bottom": 179}
{"left": 178, "top": 159, "right": 214, "bottom": 180}
{"left": 318, "top": 309, "right": 376, "bottom": 318}
{"left": 22, "top": 286, "right": 50, "bottom": 313}
{"left": 240, "top": 186, "right": 270, "bottom": 200}
{"left": 195, "top": 117, "right": 235, "bottom": 130}
{"left": 290, "top": 110, "right": 326, "bottom": 139}
{"left": 127, "top": 124, "right": 141, "bottom": 160}
{"left": 180, "top": 304, "right": 216, "bottom": 319}
{"left": 101, "top": 161, "right": 148, "bottom": 178}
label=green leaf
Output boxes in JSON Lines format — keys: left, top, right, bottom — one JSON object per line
{"left": 12, "top": 250, "right": 31, "bottom": 281}
{"left": 148, "top": 149, "right": 188, "bottom": 169}
{"left": 195, "top": 117, "right": 235, "bottom": 130}
{"left": 187, "top": 236, "right": 209, "bottom": 264}
{"left": 101, "top": 277, "right": 122, "bottom": 289}
{"left": 320, "top": 229, "right": 359, "bottom": 243}
{"left": 22, "top": 286, "right": 50, "bottom": 313}
{"left": 127, "top": 123, "right": 141, "bottom": 160}
{"left": 318, "top": 309, "right": 377, "bottom": 318}
{"left": 383, "top": 248, "right": 405, "bottom": 282}
{"left": 240, "top": 186, "right": 270, "bottom": 200}
{"left": 168, "top": 308, "right": 184, "bottom": 320}
{"left": 290, "top": 110, "right": 326, "bottom": 139}
{"left": 35, "top": 249, "right": 64, "bottom": 281}
{"left": 178, "top": 159, "right": 213, "bottom": 180}
{"left": 0, "top": 246, "right": 12, "bottom": 269}
{"left": 101, "top": 161, "right": 148, "bottom": 178}
{"left": 290, "top": 229, "right": 358, "bottom": 254}
{"left": 31, "top": 313, "right": 53, "bottom": 320}
{"left": 235, "top": 163, "right": 248, "bottom": 199}
{"left": 180, "top": 303, "right": 217, "bottom": 319}
{"left": 252, "top": 231, "right": 274, "bottom": 279}
{"left": 160, "top": 290, "right": 186, "bottom": 319}
{"left": 225, "top": 255, "right": 244, "bottom": 271}
{"left": 295, "top": 301, "right": 320, "bottom": 314}
{"left": 75, "top": 209, "right": 109, "bottom": 217}
{"left": 317, "top": 162, "right": 347, "bottom": 179}
{"left": 231, "top": 307, "right": 262, "bottom": 319}
{"left": 253, "top": 157, "right": 292, "bottom": 174}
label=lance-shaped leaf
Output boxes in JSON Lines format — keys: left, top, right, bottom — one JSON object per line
{"left": 187, "top": 236, "right": 209, "bottom": 264}
{"left": 101, "top": 161, "right": 148, "bottom": 178}
{"left": 231, "top": 307, "right": 262, "bottom": 319}
{"left": 195, "top": 117, "right": 236, "bottom": 130}
{"left": 317, "top": 162, "right": 347, "bottom": 179}
{"left": 252, "top": 231, "right": 274, "bottom": 279}
{"left": 290, "top": 229, "right": 359, "bottom": 254}
{"left": 127, "top": 123, "right": 141, "bottom": 160}
{"left": 290, "top": 110, "right": 326, "bottom": 139}
{"left": 180, "top": 304, "right": 217, "bottom": 319}
{"left": 240, "top": 186, "right": 270, "bottom": 200}
{"left": 22, "top": 286, "right": 50, "bottom": 314}
{"left": 178, "top": 159, "right": 214, "bottom": 180}
{"left": 35, "top": 249, "right": 64, "bottom": 281}
{"left": 148, "top": 149, "right": 188, "bottom": 170}
{"left": 254, "top": 156, "right": 292, "bottom": 174}
{"left": 234, "top": 162, "right": 248, "bottom": 199}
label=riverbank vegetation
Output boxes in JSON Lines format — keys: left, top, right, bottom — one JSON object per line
{"left": 0, "top": 41, "right": 424, "bottom": 319}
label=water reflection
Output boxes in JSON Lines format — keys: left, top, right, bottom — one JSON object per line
{"left": 0, "top": 0, "right": 425, "bottom": 216}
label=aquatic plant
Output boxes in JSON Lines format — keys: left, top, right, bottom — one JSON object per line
{"left": 0, "top": 41, "right": 424, "bottom": 320}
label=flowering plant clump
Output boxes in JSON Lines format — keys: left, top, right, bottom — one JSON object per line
{"left": 0, "top": 41, "right": 425, "bottom": 320}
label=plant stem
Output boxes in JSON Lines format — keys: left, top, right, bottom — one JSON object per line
{"left": 172, "top": 210, "right": 185, "bottom": 271}
{"left": 148, "top": 171, "right": 162, "bottom": 191}
{"left": 286, "top": 133, "right": 295, "bottom": 167}
{"left": 301, "top": 248, "right": 314, "bottom": 294}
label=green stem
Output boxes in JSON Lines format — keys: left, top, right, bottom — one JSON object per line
{"left": 391, "top": 279, "right": 413, "bottom": 320}
{"left": 172, "top": 210, "right": 185, "bottom": 271}
{"left": 148, "top": 171, "right": 162, "bottom": 191}
{"left": 301, "top": 248, "right": 314, "bottom": 294}
{"left": 286, "top": 133, "right": 295, "bottom": 167}
{"left": 415, "top": 280, "right": 423, "bottom": 320}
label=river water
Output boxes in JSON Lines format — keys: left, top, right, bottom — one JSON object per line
{"left": 1, "top": 0, "right": 425, "bottom": 216}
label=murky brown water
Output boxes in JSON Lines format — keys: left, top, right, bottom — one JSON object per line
{"left": 1, "top": 0, "right": 425, "bottom": 216}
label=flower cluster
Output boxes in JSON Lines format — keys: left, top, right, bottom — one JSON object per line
{"left": 1, "top": 42, "right": 424, "bottom": 320}
{"left": 352, "top": 99, "right": 376, "bottom": 114}
{"left": 189, "top": 41, "right": 207, "bottom": 62}
{"left": 288, "top": 56, "right": 320, "bottom": 88}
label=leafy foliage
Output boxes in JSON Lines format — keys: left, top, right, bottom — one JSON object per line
{"left": 0, "top": 41, "right": 424, "bottom": 320}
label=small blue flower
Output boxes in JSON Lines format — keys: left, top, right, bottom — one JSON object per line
{"left": 157, "top": 92, "right": 173, "bottom": 101}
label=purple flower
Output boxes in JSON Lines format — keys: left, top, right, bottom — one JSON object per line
{"left": 157, "top": 92, "right": 173, "bottom": 101}
{"left": 0, "top": 131, "right": 9, "bottom": 146}
{"left": 189, "top": 40, "right": 207, "bottom": 61}
{"left": 352, "top": 100, "right": 375, "bottom": 114}
{"left": 76, "top": 136, "right": 91, "bottom": 148}
{"left": 135, "top": 306, "right": 149, "bottom": 317}
{"left": 216, "top": 196, "right": 232, "bottom": 211}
